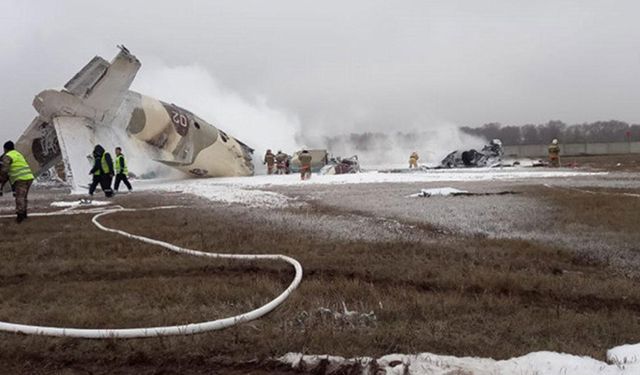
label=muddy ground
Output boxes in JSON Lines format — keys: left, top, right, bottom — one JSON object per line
{"left": 0, "top": 155, "right": 639, "bottom": 374}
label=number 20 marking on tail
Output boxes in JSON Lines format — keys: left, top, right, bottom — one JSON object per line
{"left": 172, "top": 111, "right": 189, "bottom": 128}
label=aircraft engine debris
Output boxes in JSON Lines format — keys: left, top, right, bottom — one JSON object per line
{"left": 319, "top": 155, "right": 361, "bottom": 175}
{"left": 14, "top": 46, "right": 254, "bottom": 191}
{"left": 440, "top": 139, "right": 504, "bottom": 168}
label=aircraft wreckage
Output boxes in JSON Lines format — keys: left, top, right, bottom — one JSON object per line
{"left": 380, "top": 139, "right": 506, "bottom": 173}
{"left": 439, "top": 139, "right": 504, "bottom": 168}
{"left": 15, "top": 46, "right": 254, "bottom": 191}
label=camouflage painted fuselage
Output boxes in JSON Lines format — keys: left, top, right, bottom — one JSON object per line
{"left": 125, "top": 93, "right": 254, "bottom": 177}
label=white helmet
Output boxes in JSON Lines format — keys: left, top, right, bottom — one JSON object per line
{"left": 552, "top": 139, "right": 558, "bottom": 145}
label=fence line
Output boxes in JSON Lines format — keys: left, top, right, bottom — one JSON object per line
{"left": 503, "top": 141, "right": 640, "bottom": 157}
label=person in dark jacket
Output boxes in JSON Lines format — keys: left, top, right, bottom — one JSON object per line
{"left": 88, "top": 144, "right": 114, "bottom": 197}
{"left": 114, "top": 147, "right": 132, "bottom": 193}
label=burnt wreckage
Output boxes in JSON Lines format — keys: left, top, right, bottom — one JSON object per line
{"left": 320, "top": 155, "right": 361, "bottom": 175}
{"left": 440, "top": 139, "right": 504, "bottom": 168}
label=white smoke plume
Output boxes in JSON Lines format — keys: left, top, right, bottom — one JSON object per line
{"left": 132, "top": 62, "right": 302, "bottom": 174}
{"left": 132, "top": 61, "right": 486, "bottom": 172}
{"left": 302, "top": 124, "right": 487, "bottom": 169}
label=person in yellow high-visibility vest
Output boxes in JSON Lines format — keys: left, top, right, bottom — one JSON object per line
{"left": 88, "top": 144, "right": 114, "bottom": 198}
{"left": 114, "top": 147, "right": 132, "bottom": 193}
{"left": 0, "top": 141, "right": 35, "bottom": 223}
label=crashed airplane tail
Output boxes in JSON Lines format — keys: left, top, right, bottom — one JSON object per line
{"left": 16, "top": 45, "right": 141, "bottom": 188}
{"left": 14, "top": 46, "right": 254, "bottom": 192}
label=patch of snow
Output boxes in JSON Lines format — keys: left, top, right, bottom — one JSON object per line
{"left": 280, "top": 350, "right": 640, "bottom": 374}
{"left": 50, "top": 200, "right": 111, "bottom": 207}
{"left": 153, "top": 168, "right": 604, "bottom": 188}
{"left": 155, "top": 181, "right": 296, "bottom": 208}
{"left": 408, "top": 187, "right": 468, "bottom": 197}
{"left": 608, "top": 343, "right": 640, "bottom": 365}
{"left": 132, "top": 168, "right": 602, "bottom": 208}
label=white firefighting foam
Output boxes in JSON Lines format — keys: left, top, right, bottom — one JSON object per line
{"left": 280, "top": 349, "right": 640, "bottom": 374}
{"left": 137, "top": 168, "right": 604, "bottom": 207}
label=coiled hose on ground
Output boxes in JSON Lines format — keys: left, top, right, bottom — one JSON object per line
{"left": 0, "top": 203, "right": 303, "bottom": 338}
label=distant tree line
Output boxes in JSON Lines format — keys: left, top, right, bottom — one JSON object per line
{"left": 460, "top": 120, "right": 640, "bottom": 145}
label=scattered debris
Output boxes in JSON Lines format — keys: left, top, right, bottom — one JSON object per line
{"left": 50, "top": 200, "right": 111, "bottom": 208}
{"left": 295, "top": 302, "right": 377, "bottom": 329}
{"left": 409, "top": 187, "right": 468, "bottom": 197}
{"left": 531, "top": 159, "right": 547, "bottom": 167}
{"left": 34, "top": 166, "right": 67, "bottom": 187}
{"left": 408, "top": 187, "right": 520, "bottom": 198}
{"left": 320, "top": 155, "right": 361, "bottom": 175}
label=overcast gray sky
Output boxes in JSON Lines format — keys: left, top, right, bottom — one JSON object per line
{"left": 1, "top": 0, "right": 640, "bottom": 143}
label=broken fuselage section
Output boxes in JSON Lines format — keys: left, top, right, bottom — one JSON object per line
{"left": 440, "top": 139, "right": 504, "bottom": 168}
{"left": 124, "top": 95, "right": 254, "bottom": 177}
{"left": 16, "top": 46, "right": 254, "bottom": 191}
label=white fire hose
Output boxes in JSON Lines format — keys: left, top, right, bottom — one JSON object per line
{"left": 0, "top": 204, "right": 303, "bottom": 338}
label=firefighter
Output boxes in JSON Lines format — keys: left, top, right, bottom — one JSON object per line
{"left": 0, "top": 141, "right": 35, "bottom": 223}
{"left": 114, "top": 147, "right": 132, "bottom": 193}
{"left": 264, "top": 149, "right": 276, "bottom": 175}
{"left": 275, "top": 150, "right": 289, "bottom": 174}
{"left": 409, "top": 151, "right": 419, "bottom": 169}
{"left": 88, "top": 144, "right": 114, "bottom": 198}
{"left": 548, "top": 139, "right": 560, "bottom": 167}
{"left": 298, "top": 150, "right": 313, "bottom": 180}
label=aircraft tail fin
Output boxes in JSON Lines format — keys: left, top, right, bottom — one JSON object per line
{"left": 63, "top": 45, "right": 140, "bottom": 114}
{"left": 12, "top": 47, "right": 142, "bottom": 193}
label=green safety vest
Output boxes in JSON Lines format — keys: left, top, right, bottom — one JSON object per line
{"left": 6, "top": 150, "right": 34, "bottom": 184}
{"left": 94, "top": 153, "right": 112, "bottom": 176}
{"left": 115, "top": 154, "right": 128, "bottom": 175}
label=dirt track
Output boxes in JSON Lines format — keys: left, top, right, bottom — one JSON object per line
{"left": 0, "top": 160, "right": 639, "bottom": 374}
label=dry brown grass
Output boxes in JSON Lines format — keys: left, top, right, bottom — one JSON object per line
{"left": 0, "top": 189, "right": 639, "bottom": 373}
{"left": 561, "top": 153, "right": 640, "bottom": 171}
{"left": 542, "top": 186, "right": 640, "bottom": 234}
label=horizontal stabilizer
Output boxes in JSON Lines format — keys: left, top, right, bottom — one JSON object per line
{"left": 64, "top": 56, "right": 110, "bottom": 98}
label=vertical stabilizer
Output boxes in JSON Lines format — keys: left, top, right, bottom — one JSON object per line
{"left": 53, "top": 117, "right": 95, "bottom": 193}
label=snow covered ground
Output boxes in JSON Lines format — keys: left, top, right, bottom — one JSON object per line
{"left": 123, "top": 167, "right": 640, "bottom": 372}
{"left": 136, "top": 168, "right": 603, "bottom": 207}
{"left": 160, "top": 168, "right": 603, "bottom": 188}
{"left": 281, "top": 348, "right": 640, "bottom": 374}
